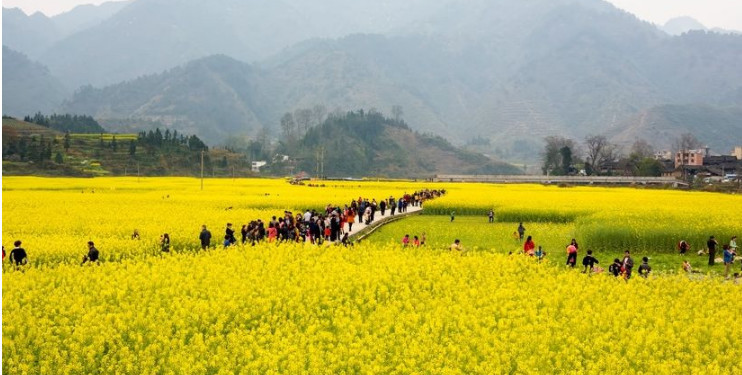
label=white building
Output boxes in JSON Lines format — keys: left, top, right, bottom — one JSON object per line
{"left": 251, "top": 161, "right": 267, "bottom": 173}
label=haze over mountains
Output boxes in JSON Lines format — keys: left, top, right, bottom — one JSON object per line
{"left": 3, "top": 0, "right": 742, "bottom": 162}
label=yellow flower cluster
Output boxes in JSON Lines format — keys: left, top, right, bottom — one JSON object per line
{"left": 3, "top": 245, "right": 740, "bottom": 374}
{"left": 2, "top": 177, "right": 434, "bottom": 265}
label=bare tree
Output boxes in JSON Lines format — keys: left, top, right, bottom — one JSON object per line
{"left": 585, "top": 135, "right": 608, "bottom": 175}
{"left": 280, "top": 112, "right": 296, "bottom": 141}
{"left": 294, "top": 108, "right": 312, "bottom": 135}
{"left": 312, "top": 105, "right": 327, "bottom": 127}
{"left": 391, "top": 105, "right": 404, "bottom": 122}
{"left": 630, "top": 139, "right": 654, "bottom": 158}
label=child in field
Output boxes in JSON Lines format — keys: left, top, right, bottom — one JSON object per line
{"left": 402, "top": 234, "right": 410, "bottom": 247}
{"left": 9, "top": 240, "right": 28, "bottom": 267}
{"left": 413, "top": 236, "right": 421, "bottom": 247}
{"left": 450, "top": 239, "right": 463, "bottom": 252}
{"left": 608, "top": 258, "right": 622, "bottom": 277}
{"left": 535, "top": 246, "right": 546, "bottom": 263}
{"left": 582, "top": 250, "right": 599, "bottom": 273}
{"left": 81, "top": 241, "right": 99, "bottom": 265}
{"left": 638, "top": 257, "right": 651, "bottom": 278}
{"left": 682, "top": 260, "right": 701, "bottom": 274}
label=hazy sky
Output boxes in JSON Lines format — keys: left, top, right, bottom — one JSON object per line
{"left": 3, "top": 0, "right": 742, "bottom": 30}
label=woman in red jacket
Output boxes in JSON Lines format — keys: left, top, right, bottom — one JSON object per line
{"left": 523, "top": 235, "right": 535, "bottom": 256}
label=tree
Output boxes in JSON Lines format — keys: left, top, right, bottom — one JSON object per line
{"left": 129, "top": 140, "right": 137, "bottom": 156}
{"left": 391, "top": 105, "right": 404, "bottom": 122}
{"left": 54, "top": 152, "right": 64, "bottom": 164}
{"left": 280, "top": 112, "right": 297, "bottom": 144}
{"left": 630, "top": 139, "right": 654, "bottom": 159}
{"left": 559, "top": 146, "right": 573, "bottom": 175}
{"left": 63, "top": 132, "right": 71, "bottom": 152}
{"left": 111, "top": 135, "right": 118, "bottom": 152}
{"left": 312, "top": 105, "right": 327, "bottom": 127}
{"left": 584, "top": 135, "right": 620, "bottom": 176}
{"left": 541, "top": 136, "right": 578, "bottom": 175}
{"left": 294, "top": 108, "right": 313, "bottom": 135}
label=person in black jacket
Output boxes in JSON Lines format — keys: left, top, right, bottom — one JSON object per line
{"left": 199, "top": 225, "right": 212, "bottom": 249}
{"left": 81, "top": 241, "right": 99, "bottom": 265}
{"left": 608, "top": 258, "right": 622, "bottom": 277}
{"left": 225, "top": 223, "right": 236, "bottom": 246}
{"left": 582, "top": 250, "right": 599, "bottom": 273}
{"left": 9, "top": 240, "right": 28, "bottom": 266}
{"left": 707, "top": 236, "right": 718, "bottom": 266}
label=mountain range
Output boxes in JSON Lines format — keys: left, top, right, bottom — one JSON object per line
{"left": 3, "top": 0, "right": 742, "bottom": 163}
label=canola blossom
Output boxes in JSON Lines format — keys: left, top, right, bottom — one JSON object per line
{"left": 3, "top": 245, "right": 741, "bottom": 374}
{"left": 2, "top": 177, "right": 742, "bottom": 374}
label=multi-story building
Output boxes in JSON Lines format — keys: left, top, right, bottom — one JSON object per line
{"left": 674, "top": 149, "right": 705, "bottom": 168}
{"left": 733, "top": 146, "right": 742, "bottom": 160}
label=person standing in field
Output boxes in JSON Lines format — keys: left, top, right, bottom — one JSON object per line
{"left": 730, "top": 236, "right": 738, "bottom": 270}
{"left": 241, "top": 224, "right": 249, "bottom": 245}
{"left": 402, "top": 234, "right": 410, "bottom": 247}
{"left": 488, "top": 209, "right": 494, "bottom": 223}
{"left": 566, "top": 243, "right": 578, "bottom": 268}
{"left": 81, "top": 241, "right": 99, "bottom": 265}
{"left": 582, "top": 250, "right": 599, "bottom": 273}
{"left": 160, "top": 233, "right": 171, "bottom": 253}
{"left": 523, "top": 235, "right": 535, "bottom": 256}
{"left": 225, "top": 223, "right": 236, "bottom": 246}
{"left": 638, "top": 257, "right": 652, "bottom": 278}
{"left": 9, "top": 240, "right": 28, "bottom": 267}
{"left": 723, "top": 244, "right": 736, "bottom": 278}
{"left": 535, "top": 246, "right": 545, "bottom": 263}
{"left": 450, "top": 211, "right": 455, "bottom": 222}
{"left": 517, "top": 223, "right": 526, "bottom": 242}
{"left": 678, "top": 240, "right": 689, "bottom": 255}
{"left": 707, "top": 235, "right": 718, "bottom": 266}
{"left": 622, "top": 251, "right": 635, "bottom": 279}
{"left": 199, "top": 225, "right": 212, "bottom": 249}
{"left": 413, "top": 236, "right": 421, "bottom": 247}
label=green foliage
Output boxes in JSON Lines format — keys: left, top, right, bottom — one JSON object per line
{"left": 24, "top": 112, "right": 105, "bottom": 133}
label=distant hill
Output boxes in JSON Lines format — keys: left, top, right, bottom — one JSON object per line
{"left": 2, "top": 46, "right": 69, "bottom": 117}
{"left": 4, "top": 0, "right": 742, "bottom": 165}
{"left": 609, "top": 104, "right": 742, "bottom": 153}
{"left": 662, "top": 17, "right": 707, "bottom": 36}
{"left": 290, "top": 111, "right": 522, "bottom": 178}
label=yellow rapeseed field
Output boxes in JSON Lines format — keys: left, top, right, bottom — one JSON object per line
{"left": 2, "top": 177, "right": 741, "bottom": 374}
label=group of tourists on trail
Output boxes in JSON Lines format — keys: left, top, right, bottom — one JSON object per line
{"left": 200, "top": 189, "right": 443, "bottom": 248}
{"left": 514, "top": 222, "right": 739, "bottom": 279}
{"left": 3, "top": 189, "right": 444, "bottom": 269}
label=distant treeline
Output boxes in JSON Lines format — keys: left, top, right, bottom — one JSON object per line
{"left": 24, "top": 112, "right": 105, "bottom": 133}
{"left": 136, "top": 128, "right": 208, "bottom": 152}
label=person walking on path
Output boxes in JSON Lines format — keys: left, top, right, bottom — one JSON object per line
{"left": 9, "top": 240, "right": 28, "bottom": 267}
{"left": 582, "top": 250, "right": 599, "bottom": 273}
{"left": 723, "top": 244, "right": 736, "bottom": 278}
{"left": 199, "top": 225, "right": 212, "bottom": 249}
{"left": 707, "top": 236, "right": 718, "bottom": 266}
{"left": 488, "top": 209, "right": 494, "bottom": 223}
{"left": 389, "top": 197, "right": 396, "bottom": 216}
{"left": 81, "top": 241, "right": 99, "bottom": 265}
{"left": 517, "top": 223, "right": 526, "bottom": 242}
{"left": 379, "top": 199, "right": 387, "bottom": 216}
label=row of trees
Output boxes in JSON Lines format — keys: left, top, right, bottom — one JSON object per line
{"left": 541, "top": 133, "right": 703, "bottom": 177}
{"left": 23, "top": 113, "right": 105, "bottom": 133}
{"left": 3, "top": 135, "right": 56, "bottom": 163}
{"left": 136, "top": 128, "right": 208, "bottom": 152}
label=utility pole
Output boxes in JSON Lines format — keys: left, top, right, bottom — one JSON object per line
{"left": 200, "top": 150, "right": 204, "bottom": 190}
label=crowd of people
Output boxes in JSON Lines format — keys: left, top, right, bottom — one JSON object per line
{"left": 2, "top": 189, "right": 445, "bottom": 269}
{"left": 514, "top": 223, "right": 739, "bottom": 280}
